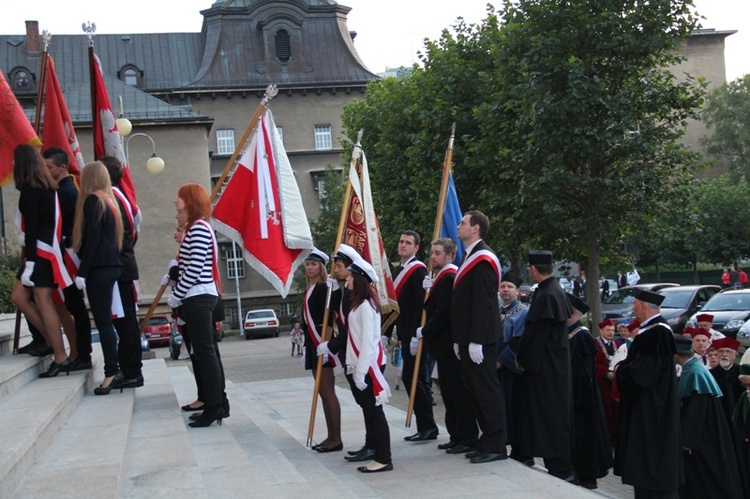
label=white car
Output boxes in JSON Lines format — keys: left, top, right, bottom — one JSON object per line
{"left": 244, "top": 309, "right": 280, "bottom": 339}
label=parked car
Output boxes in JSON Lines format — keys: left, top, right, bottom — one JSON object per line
{"left": 601, "top": 283, "right": 680, "bottom": 323}
{"left": 214, "top": 321, "right": 225, "bottom": 342}
{"left": 686, "top": 289, "right": 750, "bottom": 341}
{"left": 169, "top": 326, "right": 184, "bottom": 360}
{"left": 141, "top": 314, "right": 174, "bottom": 347}
{"left": 519, "top": 284, "right": 532, "bottom": 303}
{"left": 735, "top": 318, "right": 750, "bottom": 352}
{"left": 244, "top": 309, "right": 280, "bottom": 339}
{"left": 657, "top": 285, "right": 721, "bottom": 335}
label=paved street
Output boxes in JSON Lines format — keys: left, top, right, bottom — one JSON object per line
{"left": 155, "top": 333, "right": 634, "bottom": 498}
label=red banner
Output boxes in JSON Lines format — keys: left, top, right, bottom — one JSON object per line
{"left": 0, "top": 70, "right": 42, "bottom": 185}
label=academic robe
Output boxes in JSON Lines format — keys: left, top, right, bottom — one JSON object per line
{"left": 594, "top": 337, "right": 617, "bottom": 440}
{"left": 710, "top": 364, "right": 744, "bottom": 428}
{"left": 679, "top": 358, "right": 744, "bottom": 499}
{"left": 569, "top": 323, "right": 613, "bottom": 481}
{"left": 615, "top": 316, "right": 683, "bottom": 492}
{"left": 516, "top": 275, "right": 573, "bottom": 458}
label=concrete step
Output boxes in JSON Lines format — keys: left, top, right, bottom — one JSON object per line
{"left": 0, "top": 314, "right": 32, "bottom": 357}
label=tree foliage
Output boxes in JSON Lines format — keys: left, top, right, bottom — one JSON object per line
{"left": 694, "top": 174, "right": 750, "bottom": 265}
{"left": 702, "top": 75, "right": 750, "bottom": 177}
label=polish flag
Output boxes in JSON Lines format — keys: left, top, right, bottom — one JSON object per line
{"left": 0, "top": 70, "right": 42, "bottom": 185}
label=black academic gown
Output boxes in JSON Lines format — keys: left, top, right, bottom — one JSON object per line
{"left": 710, "top": 364, "right": 744, "bottom": 428}
{"left": 679, "top": 360, "right": 744, "bottom": 499}
{"left": 516, "top": 275, "right": 573, "bottom": 458}
{"left": 568, "top": 322, "right": 614, "bottom": 481}
{"left": 615, "top": 316, "right": 683, "bottom": 493}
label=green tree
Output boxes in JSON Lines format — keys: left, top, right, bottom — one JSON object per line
{"left": 0, "top": 252, "right": 21, "bottom": 313}
{"left": 694, "top": 174, "right": 750, "bottom": 265}
{"left": 702, "top": 75, "right": 750, "bottom": 176}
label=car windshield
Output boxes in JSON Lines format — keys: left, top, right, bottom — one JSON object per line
{"left": 658, "top": 289, "right": 693, "bottom": 308}
{"left": 247, "top": 311, "right": 275, "bottom": 319}
{"left": 147, "top": 317, "right": 168, "bottom": 326}
{"left": 603, "top": 289, "right": 636, "bottom": 305}
{"left": 703, "top": 293, "right": 750, "bottom": 312}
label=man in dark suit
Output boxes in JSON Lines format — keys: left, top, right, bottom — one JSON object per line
{"left": 394, "top": 230, "right": 438, "bottom": 441}
{"left": 419, "top": 238, "right": 478, "bottom": 454}
{"left": 451, "top": 211, "right": 507, "bottom": 464}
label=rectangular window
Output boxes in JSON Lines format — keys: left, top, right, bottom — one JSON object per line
{"left": 314, "top": 125, "right": 332, "bottom": 150}
{"left": 225, "top": 247, "right": 245, "bottom": 279}
{"left": 217, "top": 129, "right": 235, "bottom": 156}
{"left": 279, "top": 302, "right": 295, "bottom": 317}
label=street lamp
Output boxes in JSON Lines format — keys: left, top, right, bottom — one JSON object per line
{"left": 116, "top": 96, "right": 164, "bottom": 174}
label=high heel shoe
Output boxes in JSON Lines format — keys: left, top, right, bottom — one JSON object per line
{"left": 181, "top": 402, "right": 205, "bottom": 412}
{"left": 39, "top": 359, "right": 71, "bottom": 378}
{"left": 188, "top": 405, "right": 224, "bottom": 428}
{"left": 94, "top": 372, "right": 124, "bottom": 396}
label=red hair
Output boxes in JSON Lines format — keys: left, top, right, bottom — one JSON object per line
{"left": 177, "top": 184, "right": 211, "bottom": 225}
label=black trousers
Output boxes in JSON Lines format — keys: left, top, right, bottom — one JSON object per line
{"left": 436, "top": 352, "right": 478, "bottom": 446}
{"left": 182, "top": 294, "right": 221, "bottom": 407}
{"left": 459, "top": 343, "right": 507, "bottom": 454}
{"left": 113, "top": 280, "right": 142, "bottom": 378}
{"left": 63, "top": 284, "right": 92, "bottom": 362}
{"left": 183, "top": 320, "right": 228, "bottom": 408}
{"left": 345, "top": 372, "right": 374, "bottom": 449}
{"left": 401, "top": 347, "right": 437, "bottom": 432}
{"left": 358, "top": 366, "right": 391, "bottom": 464}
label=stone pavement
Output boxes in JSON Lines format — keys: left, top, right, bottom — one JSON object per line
{"left": 159, "top": 333, "right": 634, "bottom": 498}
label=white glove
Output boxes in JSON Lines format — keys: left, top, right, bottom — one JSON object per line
{"left": 422, "top": 275, "right": 433, "bottom": 291}
{"left": 354, "top": 374, "right": 367, "bottom": 391}
{"left": 469, "top": 342, "right": 484, "bottom": 365}
{"left": 75, "top": 276, "right": 86, "bottom": 290}
{"left": 317, "top": 341, "right": 331, "bottom": 357}
{"left": 454, "top": 343, "right": 460, "bottom": 360}
{"left": 167, "top": 259, "right": 178, "bottom": 272}
{"left": 326, "top": 277, "right": 339, "bottom": 292}
{"left": 410, "top": 337, "right": 419, "bottom": 356}
{"left": 416, "top": 327, "right": 423, "bottom": 340}
{"left": 160, "top": 274, "right": 171, "bottom": 286}
{"left": 21, "top": 262, "right": 35, "bottom": 287}
{"left": 167, "top": 294, "right": 182, "bottom": 309}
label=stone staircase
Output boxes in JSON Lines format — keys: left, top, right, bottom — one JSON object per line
{"left": 0, "top": 316, "right": 599, "bottom": 498}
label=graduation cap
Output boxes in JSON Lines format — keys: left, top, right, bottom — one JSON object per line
{"left": 712, "top": 337, "right": 740, "bottom": 351}
{"left": 599, "top": 319, "right": 616, "bottom": 329}
{"left": 617, "top": 321, "right": 630, "bottom": 329}
{"left": 695, "top": 313, "right": 714, "bottom": 323}
{"left": 528, "top": 250, "right": 553, "bottom": 266}
{"left": 348, "top": 256, "right": 379, "bottom": 284}
{"left": 685, "top": 327, "right": 711, "bottom": 340}
{"left": 566, "top": 293, "right": 589, "bottom": 314}
{"left": 626, "top": 321, "right": 640, "bottom": 332}
{"left": 501, "top": 272, "right": 523, "bottom": 288}
{"left": 632, "top": 288, "right": 665, "bottom": 306}
{"left": 334, "top": 244, "right": 358, "bottom": 266}
{"left": 306, "top": 247, "right": 329, "bottom": 265}
{"left": 674, "top": 335, "right": 693, "bottom": 353}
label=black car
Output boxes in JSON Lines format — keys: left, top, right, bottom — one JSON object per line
{"left": 686, "top": 289, "right": 750, "bottom": 339}
{"left": 601, "top": 283, "right": 680, "bottom": 323}
{"left": 657, "top": 285, "right": 720, "bottom": 334}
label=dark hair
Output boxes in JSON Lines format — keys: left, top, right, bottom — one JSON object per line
{"left": 97, "top": 155, "right": 123, "bottom": 185}
{"left": 431, "top": 237, "right": 456, "bottom": 256}
{"left": 349, "top": 273, "right": 381, "bottom": 313}
{"left": 42, "top": 146, "right": 68, "bottom": 167}
{"left": 401, "top": 230, "right": 420, "bottom": 247}
{"left": 465, "top": 210, "right": 489, "bottom": 238}
{"left": 13, "top": 145, "right": 57, "bottom": 191}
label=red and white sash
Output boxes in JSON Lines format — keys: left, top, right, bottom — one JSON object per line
{"left": 394, "top": 259, "right": 427, "bottom": 297}
{"left": 303, "top": 285, "right": 341, "bottom": 367}
{"left": 454, "top": 249, "right": 501, "bottom": 290}
{"left": 33, "top": 193, "right": 73, "bottom": 291}
{"left": 113, "top": 186, "right": 138, "bottom": 245}
{"left": 431, "top": 264, "right": 457, "bottom": 290}
{"left": 348, "top": 324, "right": 390, "bottom": 405}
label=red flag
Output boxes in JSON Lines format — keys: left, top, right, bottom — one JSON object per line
{"left": 343, "top": 147, "right": 399, "bottom": 329}
{"left": 89, "top": 48, "right": 139, "bottom": 220}
{"left": 0, "top": 70, "right": 42, "bottom": 185}
{"left": 212, "top": 109, "right": 313, "bottom": 298}
{"left": 41, "top": 57, "right": 84, "bottom": 181}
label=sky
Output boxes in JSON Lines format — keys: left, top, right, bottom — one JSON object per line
{"left": 0, "top": 0, "right": 747, "bottom": 80}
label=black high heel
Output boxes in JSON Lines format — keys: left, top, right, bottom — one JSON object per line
{"left": 188, "top": 405, "right": 224, "bottom": 427}
{"left": 39, "top": 359, "right": 71, "bottom": 378}
{"left": 94, "top": 372, "right": 124, "bottom": 396}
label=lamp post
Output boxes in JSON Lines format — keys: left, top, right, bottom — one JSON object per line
{"left": 116, "top": 96, "right": 165, "bottom": 174}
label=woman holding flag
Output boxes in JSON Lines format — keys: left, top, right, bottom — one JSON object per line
{"left": 302, "top": 249, "right": 343, "bottom": 452}
{"left": 346, "top": 256, "right": 393, "bottom": 473}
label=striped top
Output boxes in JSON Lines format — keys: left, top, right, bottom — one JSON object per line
{"left": 173, "top": 221, "right": 218, "bottom": 300}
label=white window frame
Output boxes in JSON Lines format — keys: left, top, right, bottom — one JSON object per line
{"left": 225, "top": 247, "right": 245, "bottom": 279}
{"left": 279, "top": 302, "right": 295, "bottom": 317}
{"left": 314, "top": 125, "right": 333, "bottom": 150}
{"left": 217, "top": 129, "right": 235, "bottom": 156}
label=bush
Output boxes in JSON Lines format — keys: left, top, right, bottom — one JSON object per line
{"left": 0, "top": 252, "right": 20, "bottom": 313}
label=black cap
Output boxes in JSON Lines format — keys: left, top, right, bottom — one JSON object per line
{"left": 633, "top": 288, "right": 665, "bottom": 306}
{"left": 501, "top": 272, "right": 523, "bottom": 288}
{"left": 528, "top": 250, "right": 553, "bottom": 266}
{"left": 566, "top": 293, "right": 589, "bottom": 314}
{"left": 674, "top": 335, "right": 693, "bottom": 353}
{"left": 740, "top": 364, "right": 750, "bottom": 376}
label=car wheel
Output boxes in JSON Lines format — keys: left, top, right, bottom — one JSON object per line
{"left": 245, "top": 333, "right": 251, "bottom": 340}
{"left": 274, "top": 330, "right": 279, "bottom": 338}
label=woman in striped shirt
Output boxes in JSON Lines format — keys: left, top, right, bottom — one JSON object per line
{"left": 168, "top": 184, "right": 224, "bottom": 428}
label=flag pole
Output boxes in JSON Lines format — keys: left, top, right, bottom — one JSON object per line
{"left": 406, "top": 123, "right": 455, "bottom": 427}
{"left": 138, "top": 85, "right": 278, "bottom": 332}
{"left": 14, "top": 31, "right": 52, "bottom": 354}
{"left": 306, "top": 129, "right": 360, "bottom": 447}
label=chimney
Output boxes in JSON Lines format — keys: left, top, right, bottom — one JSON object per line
{"left": 26, "top": 20, "right": 41, "bottom": 54}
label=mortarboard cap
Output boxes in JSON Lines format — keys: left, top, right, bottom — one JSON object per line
{"left": 632, "top": 288, "right": 665, "bottom": 306}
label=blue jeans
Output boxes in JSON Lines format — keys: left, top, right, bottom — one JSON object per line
{"left": 86, "top": 266, "right": 121, "bottom": 377}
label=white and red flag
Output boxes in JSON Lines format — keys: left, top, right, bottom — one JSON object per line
{"left": 88, "top": 48, "right": 140, "bottom": 228}
{"left": 343, "top": 146, "right": 399, "bottom": 328}
{"left": 211, "top": 109, "right": 313, "bottom": 298}
{"left": 41, "top": 57, "right": 84, "bottom": 181}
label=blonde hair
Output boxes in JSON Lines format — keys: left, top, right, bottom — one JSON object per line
{"left": 72, "top": 162, "right": 124, "bottom": 252}
{"left": 304, "top": 260, "right": 328, "bottom": 288}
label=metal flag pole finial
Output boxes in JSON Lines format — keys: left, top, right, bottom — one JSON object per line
{"left": 82, "top": 21, "right": 96, "bottom": 46}
{"left": 41, "top": 30, "right": 52, "bottom": 51}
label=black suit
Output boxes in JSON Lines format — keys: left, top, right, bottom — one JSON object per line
{"left": 450, "top": 240, "right": 506, "bottom": 454}
{"left": 423, "top": 267, "right": 478, "bottom": 446}
{"left": 394, "top": 258, "right": 436, "bottom": 433}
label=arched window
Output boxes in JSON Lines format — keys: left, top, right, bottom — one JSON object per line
{"left": 275, "top": 29, "right": 291, "bottom": 64}
{"left": 119, "top": 65, "right": 142, "bottom": 86}
{"left": 10, "top": 67, "right": 34, "bottom": 91}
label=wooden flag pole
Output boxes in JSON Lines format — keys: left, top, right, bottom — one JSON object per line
{"left": 14, "top": 32, "right": 52, "bottom": 354}
{"left": 138, "top": 85, "right": 278, "bottom": 332}
{"left": 306, "top": 130, "right": 360, "bottom": 446}
{"left": 405, "top": 123, "right": 455, "bottom": 427}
